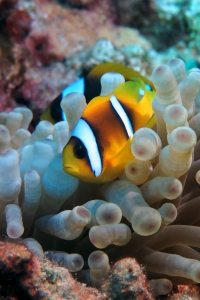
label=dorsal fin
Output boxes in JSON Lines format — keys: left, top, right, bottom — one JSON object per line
{"left": 88, "top": 62, "right": 155, "bottom": 90}
{"left": 85, "top": 78, "right": 146, "bottom": 110}
{"left": 114, "top": 79, "right": 146, "bottom": 104}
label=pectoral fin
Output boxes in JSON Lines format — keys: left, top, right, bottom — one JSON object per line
{"left": 110, "top": 136, "right": 134, "bottom": 170}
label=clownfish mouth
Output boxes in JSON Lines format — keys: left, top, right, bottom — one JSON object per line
{"left": 63, "top": 163, "right": 80, "bottom": 174}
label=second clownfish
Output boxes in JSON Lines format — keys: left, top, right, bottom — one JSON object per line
{"left": 62, "top": 63, "right": 156, "bottom": 183}
{"left": 40, "top": 62, "right": 154, "bottom": 123}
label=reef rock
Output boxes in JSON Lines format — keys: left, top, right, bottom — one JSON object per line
{"left": 0, "top": 240, "right": 154, "bottom": 299}
{"left": 0, "top": 0, "right": 152, "bottom": 116}
{"left": 0, "top": 240, "right": 103, "bottom": 299}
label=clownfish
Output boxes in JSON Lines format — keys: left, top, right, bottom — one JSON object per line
{"left": 62, "top": 63, "right": 156, "bottom": 183}
{"left": 40, "top": 62, "right": 154, "bottom": 124}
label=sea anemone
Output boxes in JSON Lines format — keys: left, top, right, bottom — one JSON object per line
{"left": 0, "top": 58, "right": 200, "bottom": 299}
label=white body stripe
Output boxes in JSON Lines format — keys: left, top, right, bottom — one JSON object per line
{"left": 72, "top": 119, "right": 102, "bottom": 177}
{"left": 110, "top": 95, "right": 134, "bottom": 137}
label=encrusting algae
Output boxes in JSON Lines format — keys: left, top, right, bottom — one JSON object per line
{"left": 0, "top": 58, "right": 200, "bottom": 299}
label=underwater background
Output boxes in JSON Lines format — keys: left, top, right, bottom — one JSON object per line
{"left": 1, "top": 0, "right": 199, "bottom": 123}
{"left": 0, "top": 0, "right": 200, "bottom": 299}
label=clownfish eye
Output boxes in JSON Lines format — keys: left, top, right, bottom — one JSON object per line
{"left": 73, "top": 141, "right": 87, "bottom": 159}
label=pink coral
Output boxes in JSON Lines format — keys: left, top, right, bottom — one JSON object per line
{"left": 25, "top": 31, "right": 57, "bottom": 66}
{"left": 0, "top": 0, "right": 17, "bottom": 21}
{"left": 6, "top": 9, "right": 32, "bottom": 43}
{"left": 0, "top": 0, "right": 153, "bottom": 117}
{"left": 164, "top": 285, "right": 200, "bottom": 300}
{"left": 0, "top": 240, "right": 155, "bottom": 299}
{"left": 0, "top": 240, "right": 103, "bottom": 299}
{"left": 101, "top": 257, "right": 154, "bottom": 300}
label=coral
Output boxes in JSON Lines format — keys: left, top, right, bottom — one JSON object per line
{"left": 0, "top": 0, "right": 199, "bottom": 119}
{"left": 114, "top": 0, "right": 155, "bottom": 29}
{"left": 0, "top": 0, "right": 155, "bottom": 124}
{"left": 1, "top": 0, "right": 198, "bottom": 121}
{"left": 114, "top": 0, "right": 188, "bottom": 50}
{"left": 65, "top": 0, "right": 95, "bottom": 6}
{"left": 0, "top": 0, "right": 17, "bottom": 21}
{"left": 0, "top": 240, "right": 153, "bottom": 299}
{"left": 101, "top": 257, "right": 154, "bottom": 300}
{"left": 0, "top": 240, "right": 103, "bottom": 299}
{"left": 6, "top": 9, "right": 32, "bottom": 43}
{"left": 25, "top": 31, "right": 54, "bottom": 67}
{"left": 165, "top": 285, "right": 200, "bottom": 300}
{"left": 0, "top": 56, "right": 23, "bottom": 111}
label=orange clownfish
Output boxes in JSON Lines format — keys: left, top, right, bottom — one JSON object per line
{"left": 62, "top": 63, "right": 156, "bottom": 183}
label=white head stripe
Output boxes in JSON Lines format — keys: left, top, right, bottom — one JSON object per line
{"left": 71, "top": 118, "right": 102, "bottom": 177}
{"left": 110, "top": 95, "right": 134, "bottom": 137}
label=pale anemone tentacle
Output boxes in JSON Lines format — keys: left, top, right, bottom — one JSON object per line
{"left": 89, "top": 223, "right": 132, "bottom": 248}
{"left": 167, "top": 58, "right": 186, "bottom": 84}
{"left": 0, "top": 149, "right": 21, "bottom": 206}
{"left": 18, "top": 120, "right": 54, "bottom": 156}
{"left": 88, "top": 251, "right": 110, "bottom": 286}
{"left": 19, "top": 145, "right": 33, "bottom": 179}
{"left": 22, "top": 169, "right": 41, "bottom": 237}
{"left": 137, "top": 246, "right": 200, "bottom": 283}
{"left": 5, "top": 204, "right": 24, "bottom": 238}
{"left": 60, "top": 92, "right": 86, "bottom": 135}
{"left": 148, "top": 278, "right": 173, "bottom": 298}
{"left": 195, "top": 170, "right": 200, "bottom": 184}
{"left": 151, "top": 64, "right": 182, "bottom": 146}
{"left": 31, "top": 139, "right": 57, "bottom": 177}
{"left": 45, "top": 251, "right": 84, "bottom": 272}
{"left": 5, "top": 112, "right": 23, "bottom": 136}
{"left": 34, "top": 206, "right": 91, "bottom": 240}
{"left": 158, "top": 203, "right": 177, "bottom": 227}
{"left": 53, "top": 121, "right": 69, "bottom": 152}
{"left": 163, "top": 104, "right": 188, "bottom": 135}
{"left": 189, "top": 112, "right": 200, "bottom": 138}
{"left": 83, "top": 200, "right": 122, "bottom": 227}
{"left": 131, "top": 127, "right": 162, "bottom": 162}
{"left": 22, "top": 237, "right": 44, "bottom": 257}
{"left": 151, "top": 126, "right": 196, "bottom": 179}
{"left": 123, "top": 159, "right": 153, "bottom": 185}
{"left": 0, "top": 112, "right": 8, "bottom": 124}
{"left": 100, "top": 72, "right": 125, "bottom": 96}
{"left": 0, "top": 125, "right": 11, "bottom": 154}
{"left": 14, "top": 107, "right": 33, "bottom": 130}
{"left": 82, "top": 199, "right": 106, "bottom": 228}
{"left": 140, "top": 176, "right": 182, "bottom": 205}
{"left": 179, "top": 70, "right": 200, "bottom": 112}
{"left": 96, "top": 202, "right": 122, "bottom": 225}
{"left": 102, "top": 180, "right": 162, "bottom": 236}
{"left": 38, "top": 153, "right": 79, "bottom": 216}
{"left": 10, "top": 128, "right": 31, "bottom": 149}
